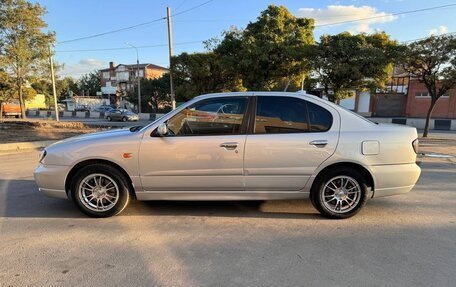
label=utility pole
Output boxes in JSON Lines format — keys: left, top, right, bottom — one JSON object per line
{"left": 48, "top": 44, "right": 59, "bottom": 121}
{"left": 167, "top": 6, "right": 176, "bottom": 109}
{"left": 126, "top": 42, "right": 141, "bottom": 113}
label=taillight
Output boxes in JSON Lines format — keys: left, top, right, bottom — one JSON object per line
{"left": 412, "top": 139, "right": 419, "bottom": 154}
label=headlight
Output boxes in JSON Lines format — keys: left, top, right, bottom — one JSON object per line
{"left": 39, "top": 149, "right": 47, "bottom": 163}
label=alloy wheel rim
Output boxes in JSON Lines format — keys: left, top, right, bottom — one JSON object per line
{"left": 321, "top": 176, "right": 361, "bottom": 214}
{"left": 78, "top": 173, "right": 119, "bottom": 212}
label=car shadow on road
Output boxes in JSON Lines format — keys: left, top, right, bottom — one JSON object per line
{"left": 0, "top": 179, "right": 325, "bottom": 220}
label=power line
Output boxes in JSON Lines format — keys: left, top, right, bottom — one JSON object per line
{"left": 401, "top": 31, "right": 456, "bottom": 43}
{"left": 58, "top": 19, "right": 166, "bottom": 44}
{"left": 172, "top": 0, "right": 213, "bottom": 17}
{"left": 57, "top": 0, "right": 214, "bottom": 44}
{"left": 315, "top": 3, "right": 456, "bottom": 28}
{"left": 55, "top": 40, "right": 203, "bottom": 53}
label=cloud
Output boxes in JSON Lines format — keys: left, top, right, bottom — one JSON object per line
{"left": 296, "top": 5, "right": 397, "bottom": 33}
{"left": 59, "top": 58, "right": 105, "bottom": 79}
{"left": 428, "top": 25, "right": 448, "bottom": 36}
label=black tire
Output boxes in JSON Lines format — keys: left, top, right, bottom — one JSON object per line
{"left": 70, "top": 164, "right": 131, "bottom": 217}
{"left": 107, "top": 116, "right": 112, "bottom": 121}
{"left": 310, "top": 167, "right": 368, "bottom": 219}
{"left": 122, "top": 117, "right": 127, "bottom": 122}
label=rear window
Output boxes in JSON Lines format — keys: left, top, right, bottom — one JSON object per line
{"left": 255, "top": 96, "right": 309, "bottom": 134}
{"left": 307, "top": 101, "right": 333, "bottom": 132}
{"left": 254, "top": 96, "right": 333, "bottom": 133}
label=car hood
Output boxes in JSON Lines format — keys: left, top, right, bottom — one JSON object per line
{"left": 43, "top": 128, "right": 142, "bottom": 166}
{"left": 51, "top": 128, "right": 134, "bottom": 146}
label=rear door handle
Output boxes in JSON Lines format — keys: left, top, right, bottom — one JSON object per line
{"left": 310, "top": 140, "right": 328, "bottom": 148}
{"left": 220, "top": 142, "right": 238, "bottom": 150}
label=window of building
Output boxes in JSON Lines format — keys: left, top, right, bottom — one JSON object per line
{"left": 166, "top": 97, "right": 248, "bottom": 136}
{"left": 254, "top": 96, "right": 309, "bottom": 134}
{"left": 415, "top": 92, "right": 430, "bottom": 97}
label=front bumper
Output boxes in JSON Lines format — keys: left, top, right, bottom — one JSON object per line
{"left": 371, "top": 163, "right": 421, "bottom": 198}
{"left": 34, "top": 164, "right": 70, "bottom": 199}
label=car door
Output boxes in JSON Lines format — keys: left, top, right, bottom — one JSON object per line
{"left": 112, "top": 110, "right": 122, "bottom": 120}
{"left": 138, "top": 96, "right": 250, "bottom": 192}
{"left": 244, "top": 95, "right": 339, "bottom": 191}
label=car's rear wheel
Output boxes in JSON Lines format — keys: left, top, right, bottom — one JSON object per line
{"left": 311, "top": 167, "right": 368, "bottom": 219}
{"left": 122, "top": 117, "right": 127, "bottom": 122}
{"left": 70, "top": 164, "right": 130, "bottom": 217}
{"left": 107, "top": 116, "right": 112, "bottom": 121}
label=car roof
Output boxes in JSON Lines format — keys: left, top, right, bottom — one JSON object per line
{"left": 197, "top": 91, "right": 314, "bottom": 99}
{"left": 196, "top": 91, "right": 330, "bottom": 105}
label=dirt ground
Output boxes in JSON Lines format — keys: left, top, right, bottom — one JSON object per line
{"left": 0, "top": 120, "right": 103, "bottom": 143}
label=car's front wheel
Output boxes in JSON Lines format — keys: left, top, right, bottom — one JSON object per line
{"left": 107, "top": 116, "right": 112, "bottom": 121}
{"left": 70, "top": 164, "right": 131, "bottom": 217}
{"left": 311, "top": 167, "right": 368, "bottom": 219}
{"left": 122, "top": 117, "right": 127, "bottom": 122}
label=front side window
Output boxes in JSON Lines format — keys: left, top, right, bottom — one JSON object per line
{"left": 254, "top": 96, "right": 309, "bottom": 134}
{"left": 167, "top": 97, "right": 248, "bottom": 136}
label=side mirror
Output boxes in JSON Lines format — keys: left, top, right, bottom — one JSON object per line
{"left": 156, "top": 123, "right": 169, "bottom": 136}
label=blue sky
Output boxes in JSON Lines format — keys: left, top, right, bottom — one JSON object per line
{"left": 35, "top": 0, "right": 456, "bottom": 79}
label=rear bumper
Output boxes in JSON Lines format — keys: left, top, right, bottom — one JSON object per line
{"left": 34, "top": 164, "right": 70, "bottom": 199}
{"left": 371, "top": 163, "right": 421, "bottom": 198}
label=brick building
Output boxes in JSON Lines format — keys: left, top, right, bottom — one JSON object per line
{"left": 99, "top": 61, "right": 168, "bottom": 104}
{"left": 341, "top": 78, "right": 455, "bottom": 119}
{"left": 404, "top": 80, "right": 456, "bottom": 118}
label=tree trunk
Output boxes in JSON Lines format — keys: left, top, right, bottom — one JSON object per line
{"left": 0, "top": 101, "right": 3, "bottom": 120}
{"left": 17, "top": 78, "right": 26, "bottom": 119}
{"left": 423, "top": 99, "right": 437, "bottom": 138}
{"left": 283, "top": 79, "right": 291, "bottom": 92}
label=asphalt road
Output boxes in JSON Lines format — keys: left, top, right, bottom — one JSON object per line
{"left": 0, "top": 151, "right": 455, "bottom": 287}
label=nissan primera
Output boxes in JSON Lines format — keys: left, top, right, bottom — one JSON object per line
{"left": 34, "top": 92, "right": 421, "bottom": 219}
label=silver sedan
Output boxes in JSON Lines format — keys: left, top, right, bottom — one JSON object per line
{"left": 34, "top": 92, "right": 421, "bottom": 218}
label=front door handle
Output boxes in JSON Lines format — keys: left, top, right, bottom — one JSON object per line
{"left": 220, "top": 142, "right": 238, "bottom": 150}
{"left": 310, "top": 140, "right": 328, "bottom": 148}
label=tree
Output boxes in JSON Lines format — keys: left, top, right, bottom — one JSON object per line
{"left": 216, "top": 5, "right": 314, "bottom": 91}
{"left": 402, "top": 35, "right": 456, "bottom": 137}
{"left": 171, "top": 52, "right": 245, "bottom": 101}
{"left": 0, "top": 0, "right": 55, "bottom": 118}
{"left": 0, "top": 69, "right": 15, "bottom": 118}
{"left": 127, "top": 74, "right": 171, "bottom": 112}
{"left": 307, "top": 32, "right": 401, "bottom": 103}
{"left": 77, "top": 71, "right": 101, "bottom": 96}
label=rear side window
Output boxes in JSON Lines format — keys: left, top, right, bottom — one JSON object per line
{"left": 307, "top": 101, "right": 333, "bottom": 132}
{"left": 254, "top": 96, "right": 309, "bottom": 134}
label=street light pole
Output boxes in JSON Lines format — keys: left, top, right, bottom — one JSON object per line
{"left": 167, "top": 6, "right": 176, "bottom": 109}
{"left": 48, "top": 44, "right": 59, "bottom": 121}
{"left": 126, "top": 42, "right": 141, "bottom": 113}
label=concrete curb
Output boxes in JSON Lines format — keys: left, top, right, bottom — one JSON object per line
{"left": 0, "top": 140, "right": 56, "bottom": 152}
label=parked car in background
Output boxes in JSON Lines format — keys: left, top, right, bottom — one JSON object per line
{"left": 34, "top": 92, "right": 421, "bottom": 218}
{"left": 1, "top": 101, "right": 21, "bottom": 118}
{"left": 74, "top": 105, "right": 90, "bottom": 112}
{"left": 93, "top": 105, "right": 115, "bottom": 113}
{"left": 49, "top": 103, "right": 65, "bottom": 112}
{"left": 106, "top": 109, "right": 139, "bottom": 122}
